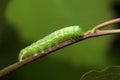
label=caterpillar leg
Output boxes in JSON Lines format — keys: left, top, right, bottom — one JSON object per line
{"left": 70, "top": 37, "right": 77, "bottom": 42}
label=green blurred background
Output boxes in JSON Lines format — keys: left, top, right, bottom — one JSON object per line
{"left": 0, "top": 0, "right": 120, "bottom": 80}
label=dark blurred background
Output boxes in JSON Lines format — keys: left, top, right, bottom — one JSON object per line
{"left": 0, "top": 0, "right": 120, "bottom": 80}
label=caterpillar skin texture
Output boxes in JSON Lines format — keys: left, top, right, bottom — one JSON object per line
{"left": 19, "top": 26, "right": 83, "bottom": 61}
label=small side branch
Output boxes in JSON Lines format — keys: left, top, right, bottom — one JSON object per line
{"left": 93, "top": 18, "right": 120, "bottom": 30}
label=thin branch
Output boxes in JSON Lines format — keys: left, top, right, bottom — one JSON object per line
{"left": 1, "top": 18, "right": 120, "bottom": 77}
{"left": 93, "top": 18, "right": 120, "bottom": 30}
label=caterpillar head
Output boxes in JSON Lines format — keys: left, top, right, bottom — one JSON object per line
{"left": 74, "top": 25, "right": 83, "bottom": 36}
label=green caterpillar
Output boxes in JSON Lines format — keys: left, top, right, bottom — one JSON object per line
{"left": 19, "top": 25, "right": 83, "bottom": 61}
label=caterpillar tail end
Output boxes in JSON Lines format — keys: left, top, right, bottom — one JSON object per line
{"left": 19, "top": 58, "right": 23, "bottom": 62}
{"left": 19, "top": 54, "right": 23, "bottom": 62}
{"left": 19, "top": 57, "right": 23, "bottom": 62}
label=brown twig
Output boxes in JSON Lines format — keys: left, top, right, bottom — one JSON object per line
{"left": 1, "top": 18, "right": 120, "bottom": 77}
{"left": 94, "top": 18, "right": 120, "bottom": 30}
